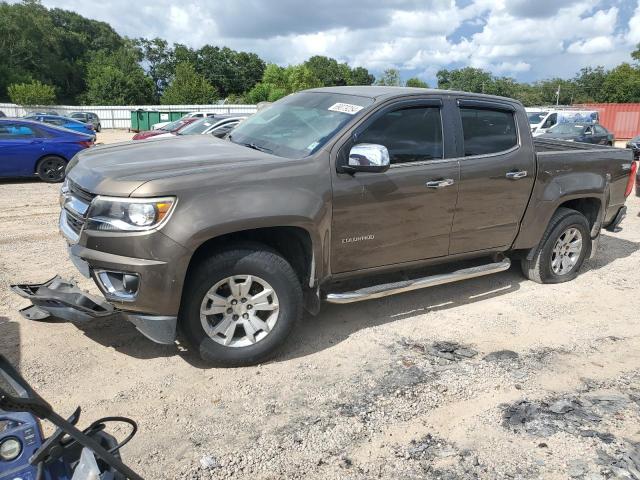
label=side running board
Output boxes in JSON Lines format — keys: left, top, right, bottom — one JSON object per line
{"left": 325, "top": 258, "right": 511, "bottom": 304}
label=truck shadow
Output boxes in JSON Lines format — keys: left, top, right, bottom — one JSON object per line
{"left": 281, "top": 266, "right": 524, "bottom": 362}
{"left": 583, "top": 233, "right": 640, "bottom": 273}
{"left": 0, "top": 316, "right": 21, "bottom": 367}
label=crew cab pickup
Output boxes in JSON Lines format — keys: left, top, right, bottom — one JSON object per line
{"left": 13, "top": 87, "right": 637, "bottom": 366}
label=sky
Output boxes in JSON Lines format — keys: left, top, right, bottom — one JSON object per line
{"left": 19, "top": 0, "right": 640, "bottom": 84}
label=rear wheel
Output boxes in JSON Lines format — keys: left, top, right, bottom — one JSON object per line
{"left": 96, "top": 123, "right": 101, "bottom": 132}
{"left": 179, "top": 245, "right": 303, "bottom": 366}
{"left": 36, "top": 156, "right": 66, "bottom": 183}
{"left": 521, "top": 208, "right": 591, "bottom": 284}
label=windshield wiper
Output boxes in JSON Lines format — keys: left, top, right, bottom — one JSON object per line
{"left": 239, "top": 142, "right": 273, "bottom": 154}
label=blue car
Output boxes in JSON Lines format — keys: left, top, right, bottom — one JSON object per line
{"left": 24, "top": 114, "right": 96, "bottom": 139}
{"left": 0, "top": 119, "right": 94, "bottom": 182}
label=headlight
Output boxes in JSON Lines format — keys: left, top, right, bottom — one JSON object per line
{"left": 86, "top": 196, "right": 176, "bottom": 232}
{"left": 0, "top": 437, "right": 21, "bottom": 461}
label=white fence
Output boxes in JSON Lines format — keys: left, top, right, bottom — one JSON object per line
{"left": 0, "top": 103, "right": 258, "bottom": 129}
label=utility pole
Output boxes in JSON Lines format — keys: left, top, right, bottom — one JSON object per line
{"left": 556, "top": 85, "right": 561, "bottom": 106}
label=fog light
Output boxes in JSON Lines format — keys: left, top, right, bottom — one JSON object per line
{"left": 95, "top": 271, "right": 140, "bottom": 300}
{"left": 0, "top": 437, "right": 22, "bottom": 461}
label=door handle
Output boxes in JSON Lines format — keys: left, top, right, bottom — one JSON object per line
{"left": 426, "top": 178, "right": 455, "bottom": 189}
{"left": 506, "top": 170, "right": 528, "bottom": 180}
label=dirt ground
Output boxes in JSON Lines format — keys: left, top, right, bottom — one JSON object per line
{"left": 1, "top": 135, "right": 639, "bottom": 479}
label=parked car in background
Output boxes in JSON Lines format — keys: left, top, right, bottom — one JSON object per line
{"left": 527, "top": 108, "right": 599, "bottom": 136}
{"left": 132, "top": 117, "right": 198, "bottom": 140}
{"left": 25, "top": 114, "right": 95, "bottom": 139}
{"left": 626, "top": 135, "right": 640, "bottom": 160}
{"left": 151, "top": 112, "right": 219, "bottom": 130}
{"left": 0, "top": 119, "right": 93, "bottom": 182}
{"left": 27, "top": 110, "right": 60, "bottom": 116}
{"left": 69, "top": 112, "right": 101, "bottom": 132}
{"left": 153, "top": 116, "right": 247, "bottom": 139}
{"left": 0, "top": 111, "right": 6, "bottom": 117}
{"left": 539, "top": 122, "right": 614, "bottom": 145}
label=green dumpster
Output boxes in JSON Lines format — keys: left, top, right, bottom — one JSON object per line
{"left": 130, "top": 110, "right": 190, "bottom": 132}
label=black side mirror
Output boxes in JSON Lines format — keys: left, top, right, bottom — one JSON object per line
{"left": 0, "top": 355, "right": 52, "bottom": 418}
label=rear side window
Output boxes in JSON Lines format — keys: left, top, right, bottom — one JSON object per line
{"left": 357, "top": 107, "right": 443, "bottom": 164}
{"left": 0, "top": 123, "right": 36, "bottom": 139}
{"left": 460, "top": 108, "right": 517, "bottom": 156}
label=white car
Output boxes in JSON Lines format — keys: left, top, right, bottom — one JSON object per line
{"left": 151, "top": 116, "right": 247, "bottom": 139}
{"left": 151, "top": 112, "right": 219, "bottom": 130}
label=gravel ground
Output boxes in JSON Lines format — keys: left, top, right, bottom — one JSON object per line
{"left": 1, "top": 136, "right": 639, "bottom": 479}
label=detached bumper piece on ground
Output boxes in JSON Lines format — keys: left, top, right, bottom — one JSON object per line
{"left": 11, "top": 276, "right": 177, "bottom": 345}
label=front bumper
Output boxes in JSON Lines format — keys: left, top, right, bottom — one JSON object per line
{"left": 11, "top": 276, "right": 177, "bottom": 345}
{"left": 60, "top": 209, "right": 190, "bottom": 317}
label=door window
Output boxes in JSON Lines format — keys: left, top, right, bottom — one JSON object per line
{"left": 460, "top": 108, "right": 517, "bottom": 156}
{"left": 0, "top": 123, "right": 36, "bottom": 139}
{"left": 594, "top": 125, "right": 607, "bottom": 135}
{"left": 356, "top": 107, "right": 443, "bottom": 164}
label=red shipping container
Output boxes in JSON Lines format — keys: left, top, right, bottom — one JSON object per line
{"left": 575, "top": 103, "right": 640, "bottom": 140}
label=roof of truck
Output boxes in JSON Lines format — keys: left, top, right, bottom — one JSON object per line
{"left": 305, "top": 86, "right": 520, "bottom": 103}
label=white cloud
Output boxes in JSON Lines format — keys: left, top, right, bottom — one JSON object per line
{"left": 567, "top": 36, "right": 616, "bottom": 55}
{"left": 13, "top": 0, "right": 640, "bottom": 83}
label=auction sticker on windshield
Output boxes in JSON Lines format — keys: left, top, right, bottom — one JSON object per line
{"left": 328, "top": 103, "right": 365, "bottom": 115}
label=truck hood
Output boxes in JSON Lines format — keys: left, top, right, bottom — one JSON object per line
{"left": 67, "top": 135, "right": 277, "bottom": 196}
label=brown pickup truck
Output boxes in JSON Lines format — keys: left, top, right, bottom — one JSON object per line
{"left": 13, "top": 87, "right": 636, "bottom": 366}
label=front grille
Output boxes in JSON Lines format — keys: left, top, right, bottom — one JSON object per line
{"left": 65, "top": 210, "right": 85, "bottom": 235}
{"left": 68, "top": 179, "right": 95, "bottom": 204}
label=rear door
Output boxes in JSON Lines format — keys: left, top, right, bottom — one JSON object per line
{"left": 593, "top": 125, "right": 609, "bottom": 145}
{"left": 449, "top": 99, "right": 535, "bottom": 254}
{"left": 331, "top": 98, "right": 460, "bottom": 273}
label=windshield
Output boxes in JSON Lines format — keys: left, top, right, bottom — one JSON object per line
{"left": 229, "top": 92, "right": 374, "bottom": 158}
{"left": 70, "top": 113, "right": 86, "bottom": 119}
{"left": 549, "top": 123, "right": 585, "bottom": 134}
{"left": 179, "top": 117, "right": 218, "bottom": 135}
{"left": 160, "top": 120, "right": 182, "bottom": 131}
{"left": 527, "top": 111, "right": 547, "bottom": 124}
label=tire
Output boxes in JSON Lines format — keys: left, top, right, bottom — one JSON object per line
{"left": 96, "top": 124, "right": 101, "bottom": 133}
{"left": 36, "top": 156, "right": 67, "bottom": 183}
{"left": 521, "top": 207, "right": 592, "bottom": 284}
{"left": 179, "top": 244, "right": 303, "bottom": 367}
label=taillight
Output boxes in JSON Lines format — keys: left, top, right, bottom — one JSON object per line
{"left": 78, "top": 140, "right": 93, "bottom": 148}
{"left": 625, "top": 161, "right": 638, "bottom": 197}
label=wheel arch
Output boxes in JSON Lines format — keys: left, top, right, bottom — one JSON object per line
{"left": 184, "top": 226, "right": 315, "bottom": 291}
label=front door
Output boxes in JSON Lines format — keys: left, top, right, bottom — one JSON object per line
{"left": 331, "top": 99, "right": 460, "bottom": 273}
{"left": 0, "top": 122, "right": 42, "bottom": 176}
{"left": 449, "top": 100, "right": 536, "bottom": 254}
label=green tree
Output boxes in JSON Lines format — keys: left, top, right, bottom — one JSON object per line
{"left": 0, "top": 0, "right": 123, "bottom": 103}
{"left": 405, "top": 77, "right": 428, "bottom": 88}
{"left": 601, "top": 63, "right": 640, "bottom": 103}
{"left": 83, "top": 47, "right": 154, "bottom": 105}
{"left": 349, "top": 67, "right": 375, "bottom": 85}
{"left": 135, "top": 37, "right": 175, "bottom": 101}
{"left": 195, "top": 46, "right": 265, "bottom": 98}
{"left": 437, "top": 67, "right": 493, "bottom": 93}
{"left": 8, "top": 80, "right": 56, "bottom": 106}
{"left": 304, "top": 55, "right": 349, "bottom": 86}
{"left": 573, "top": 66, "right": 608, "bottom": 103}
{"left": 376, "top": 68, "right": 401, "bottom": 86}
{"left": 161, "top": 62, "right": 218, "bottom": 104}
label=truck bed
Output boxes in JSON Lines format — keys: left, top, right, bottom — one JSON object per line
{"left": 533, "top": 138, "right": 623, "bottom": 154}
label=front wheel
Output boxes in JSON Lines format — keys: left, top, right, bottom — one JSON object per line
{"left": 521, "top": 207, "right": 592, "bottom": 284}
{"left": 179, "top": 245, "right": 303, "bottom": 366}
{"left": 36, "top": 156, "right": 66, "bottom": 183}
